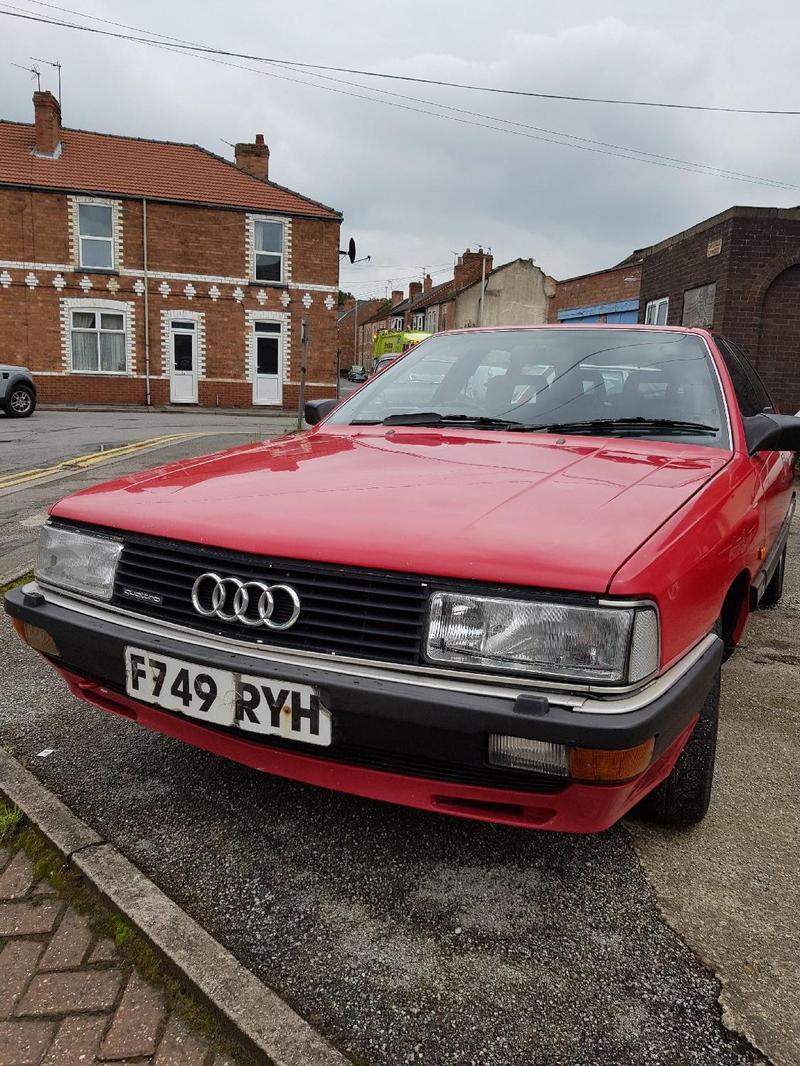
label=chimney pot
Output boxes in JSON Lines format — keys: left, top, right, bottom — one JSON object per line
{"left": 32, "top": 90, "right": 62, "bottom": 157}
{"left": 423, "top": 274, "right": 432, "bottom": 292}
{"left": 235, "top": 136, "right": 270, "bottom": 181}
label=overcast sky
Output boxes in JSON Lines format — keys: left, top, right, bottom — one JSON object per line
{"left": 2, "top": 0, "right": 799, "bottom": 298}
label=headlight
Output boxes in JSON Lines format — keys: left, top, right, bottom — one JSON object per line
{"left": 35, "top": 525, "right": 122, "bottom": 602}
{"left": 425, "top": 592, "right": 659, "bottom": 684}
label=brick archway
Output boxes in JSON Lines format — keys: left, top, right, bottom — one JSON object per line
{"left": 757, "top": 264, "right": 800, "bottom": 413}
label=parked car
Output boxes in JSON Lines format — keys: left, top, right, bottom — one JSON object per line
{"left": 1, "top": 365, "right": 36, "bottom": 418}
{"left": 347, "top": 365, "right": 368, "bottom": 383}
{"left": 6, "top": 326, "right": 797, "bottom": 833}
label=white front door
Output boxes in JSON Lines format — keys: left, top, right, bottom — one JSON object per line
{"left": 169, "top": 320, "right": 198, "bottom": 403}
{"left": 252, "top": 321, "right": 283, "bottom": 405}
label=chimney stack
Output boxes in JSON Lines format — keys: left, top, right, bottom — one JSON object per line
{"left": 235, "top": 133, "right": 270, "bottom": 180}
{"left": 423, "top": 274, "right": 433, "bottom": 292}
{"left": 454, "top": 248, "right": 493, "bottom": 289}
{"left": 391, "top": 289, "right": 403, "bottom": 306}
{"left": 408, "top": 281, "right": 422, "bottom": 299}
{"left": 33, "top": 91, "right": 62, "bottom": 157}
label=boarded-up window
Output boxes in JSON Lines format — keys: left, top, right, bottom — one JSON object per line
{"left": 682, "top": 283, "right": 716, "bottom": 327}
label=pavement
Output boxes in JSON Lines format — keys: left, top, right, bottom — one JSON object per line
{"left": 0, "top": 845, "right": 236, "bottom": 1066}
{"left": 0, "top": 408, "right": 797, "bottom": 1065}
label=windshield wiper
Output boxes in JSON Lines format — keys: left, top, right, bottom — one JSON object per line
{"left": 521, "top": 417, "right": 720, "bottom": 436}
{"left": 353, "top": 412, "right": 526, "bottom": 428}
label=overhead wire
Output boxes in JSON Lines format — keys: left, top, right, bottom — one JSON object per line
{"left": 3, "top": 0, "right": 799, "bottom": 193}
{"left": 5, "top": 1, "right": 800, "bottom": 115}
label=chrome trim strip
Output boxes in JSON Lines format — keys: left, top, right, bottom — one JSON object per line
{"left": 578, "top": 633, "right": 718, "bottom": 715}
{"left": 27, "top": 582, "right": 719, "bottom": 716}
{"left": 36, "top": 579, "right": 661, "bottom": 697}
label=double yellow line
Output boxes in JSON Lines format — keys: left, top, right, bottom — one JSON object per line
{"left": 0, "top": 433, "right": 193, "bottom": 492}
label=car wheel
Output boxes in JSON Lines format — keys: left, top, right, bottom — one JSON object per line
{"left": 5, "top": 385, "right": 36, "bottom": 418}
{"left": 634, "top": 639, "right": 720, "bottom": 827}
{"left": 759, "top": 547, "right": 786, "bottom": 607}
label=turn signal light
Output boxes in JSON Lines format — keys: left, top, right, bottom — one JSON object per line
{"left": 568, "top": 738, "right": 655, "bottom": 782}
{"left": 11, "top": 618, "right": 60, "bottom": 658}
{"left": 488, "top": 734, "right": 655, "bottom": 783}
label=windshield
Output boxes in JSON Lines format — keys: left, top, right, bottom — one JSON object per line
{"left": 328, "top": 328, "right": 729, "bottom": 448}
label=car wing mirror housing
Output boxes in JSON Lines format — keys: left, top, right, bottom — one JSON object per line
{"left": 743, "top": 412, "right": 800, "bottom": 454}
{"left": 304, "top": 398, "right": 338, "bottom": 425}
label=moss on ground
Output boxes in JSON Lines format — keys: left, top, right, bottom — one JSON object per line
{"left": 0, "top": 801, "right": 254, "bottom": 1064}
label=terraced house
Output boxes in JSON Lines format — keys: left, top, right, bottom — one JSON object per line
{"left": 0, "top": 92, "right": 342, "bottom": 409}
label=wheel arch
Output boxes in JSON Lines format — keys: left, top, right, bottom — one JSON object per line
{"left": 720, "top": 569, "right": 751, "bottom": 655}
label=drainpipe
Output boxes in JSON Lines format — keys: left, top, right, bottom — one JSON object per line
{"left": 142, "top": 198, "right": 152, "bottom": 406}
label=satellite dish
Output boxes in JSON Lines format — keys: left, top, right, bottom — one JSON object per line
{"left": 348, "top": 237, "right": 356, "bottom": 263}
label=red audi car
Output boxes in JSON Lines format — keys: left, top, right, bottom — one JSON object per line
{"left": 6, "top": 326, "right": 797, "bottom": 832}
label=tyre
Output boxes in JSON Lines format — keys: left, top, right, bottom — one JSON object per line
{"left": 635, "top": 647, "right": 720, "bottom": 827}
{"left": 759, "top": 547, "right": 786, "bottom": 607}
{"left": 4, "top": 385, "right": 36, "bottom": 418}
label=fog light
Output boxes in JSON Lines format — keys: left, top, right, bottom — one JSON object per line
{"left": 568, "top": 738, "right": 655, "bottom": 782}
{"left": 488, "top": 735, "right": 568, "bottom": 776}
{"left": 11, "top": 619, "right": 60, "bottom": 658}
{"left": 488, "top": 734, "right": 656, "bottom": 782}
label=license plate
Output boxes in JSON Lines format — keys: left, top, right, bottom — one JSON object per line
{"left": 123, "top": 647, "right": 331, "bottom": 746}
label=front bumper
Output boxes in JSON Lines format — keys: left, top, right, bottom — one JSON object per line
{"left": 4, "top": 583, "right": 723, "bottom": 832}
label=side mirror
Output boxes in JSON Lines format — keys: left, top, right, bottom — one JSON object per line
{"left": 304, "top": 398, "right": 338, "bottom": 425}
{"left": 743, "top": 413, "right": 800, "bottom": 454}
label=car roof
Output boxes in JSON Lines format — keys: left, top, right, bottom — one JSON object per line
{"left": 437, "top": 324, "right": 712, "bottom": 338}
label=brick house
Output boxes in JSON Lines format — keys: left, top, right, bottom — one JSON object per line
{"left": 548, "top": 259, "right": 642, "bottom": 324}
{"left": 0, "top": 92, "right": 342, "bottom": 409}
{"left": 356, "top": 250, "right": 554, "bottom": 365}
{"left": 336, "top": 297, "right": 385, "bottom": 368}
{"left": 636, "top": 206, "right": 800, "bottom": 414}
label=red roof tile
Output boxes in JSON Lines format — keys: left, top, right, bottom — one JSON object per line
{"left": 0, "top": 121, "right": 341, "bottom": 220}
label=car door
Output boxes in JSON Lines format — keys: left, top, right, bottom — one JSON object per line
{"left": 715, "top": 336, "right": 795, "bottom": 559}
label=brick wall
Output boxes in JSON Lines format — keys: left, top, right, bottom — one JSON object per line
{"left": 638, "top": 217, "right": 734, "bottom": 328}
{"left": 637, "top": 207, "right": 800, "bottom": 412}
{"left": 548, "top": 263, "right": 641, "bottom": 322}
{"left": 0, "top": 186, "right": 340, "bottom": 408}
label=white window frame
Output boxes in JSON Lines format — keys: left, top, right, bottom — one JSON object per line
{"left": 65, "top": 300, "right": 131, "bottom": 375}
{"left": 391, "top": 315, "right": 404, "bottom": 330}
{"left": 644, "top": 297, "right": 669, "bottom": 326}
{"left": 76, "top": 199, "right": 117, "bottom": 271}
{"left": 412, "top": 311, "right": 425, "bottom": 331}
{"left": 248, "top": 215, "right": 289, "bottom": 285}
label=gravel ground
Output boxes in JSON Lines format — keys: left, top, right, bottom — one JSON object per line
{"left": 0, "top": 617, "right": 764, "bottom": 1066}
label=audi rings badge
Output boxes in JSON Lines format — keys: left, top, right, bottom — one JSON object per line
{"left": 191, "top": 572, "right": 301, "bottom": 630}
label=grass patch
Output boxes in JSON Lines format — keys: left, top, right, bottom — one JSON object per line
{"left": 0, "top": 570, "right": 33, "bottom": 597}
{"left": 0, "top": 801, "right": 23, "bottom": 843}
{"left": 0, "top": 813, "right": 254, "bottom": 1063}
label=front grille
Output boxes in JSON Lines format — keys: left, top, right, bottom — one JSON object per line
{"left": 112, "top": 534, "right": 430, "bottom": 664}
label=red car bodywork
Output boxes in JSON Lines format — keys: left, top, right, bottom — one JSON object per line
{"left": 6, "top": 326, "right": 796, "bottom": 831}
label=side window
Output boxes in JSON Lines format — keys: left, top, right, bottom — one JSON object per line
{"left": 715, "top": 336, "right": 773, "bottom": 416}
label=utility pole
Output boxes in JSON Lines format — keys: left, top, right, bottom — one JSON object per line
{"left": 477, "top": 248, "right": 491, "bottom": 326}
{"left": 353, "top": 298, "right": 359, "bottom": 368}
{"left": 297, "top": 315, "right": 309, "bottom": 430}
